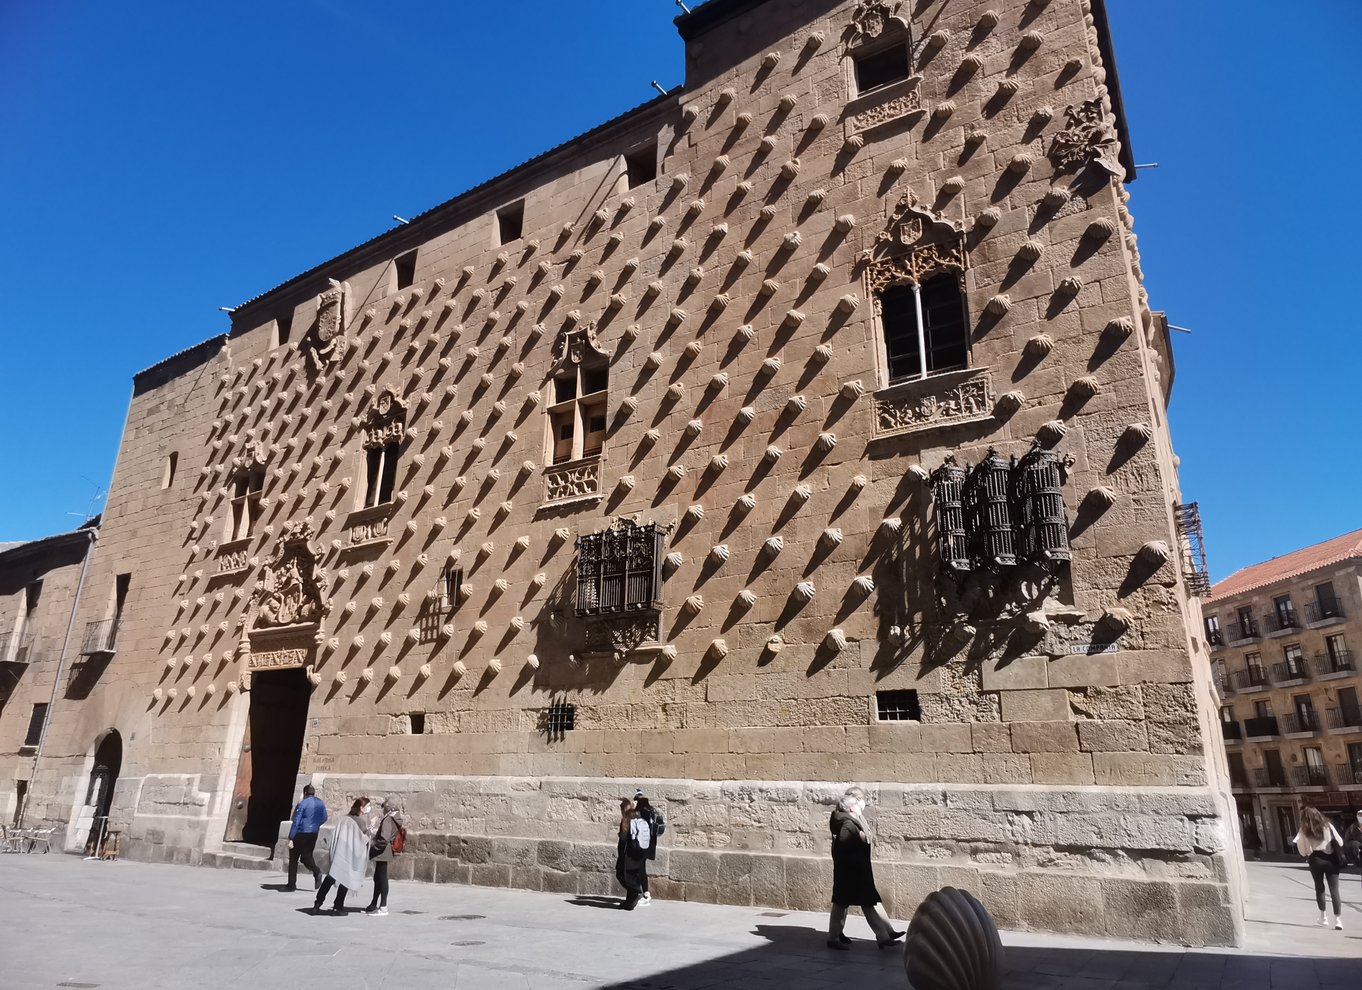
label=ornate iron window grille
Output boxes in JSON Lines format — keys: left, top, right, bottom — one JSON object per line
{"left": 928, "top": 445, "right": 1072, "bottom": 573}
{"left": 575, "top": 518, "right": 667, "bottom": 617}
{"left": 930, "top": 458, "right": 970, "bottom": 572}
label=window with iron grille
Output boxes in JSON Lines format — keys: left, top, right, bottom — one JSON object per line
{"left": 876, "top": 690, "right": 921, "bottom": 721}
{"left": 543, "top": 701, "right": 576, "bottom": 741}
{"left": 929, "top": 446, "right": 1071, "bottom": 573}
{"left": 418, "top": 565, "right": 462, "bottom": 644}
{"left": 575, "top": 519, "right": 666, "bottom": 616}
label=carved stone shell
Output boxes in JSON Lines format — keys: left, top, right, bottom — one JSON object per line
{"left": 1140, "top": 540, "right": 1172, "bottom": 566}
{"left": 1125, "top": 421, "right": 1155, "bottom": 444}
{"left": 820, "top": 528, "right": 844, "bottom": 548}
{"left": 1070, "top": 376, "right": 1100, "bottom": 399}
{"left": 852, "top": 575, "right": 876, "bottom": 595}
{"left": 709, "top": 639, "right": 730, "bottom": 659}
{"left": 985, "top": 294, "right": 1011, "bottom": 316}
{"left": 1037, "top": 420, "right": 1068, "bottom": 444}
{"left": 1024, "top": 333, "right": 1055, "bottom": 358}
{"left": 736, "top": 589, "right": 757, "bottom": 608}
{"left": 762, "top": 536, "right": 784, "bottom": 557}
{"left": 1018, "top": 239, "right": 1045, "bottom": 262}
{"left": 1089, "top": 486, "right": 1118, "bottom": 509}
{"left": 736, "top": 493, "right": 756, "bottom": 513}
{"left": 794, "top": 582, "right": 816, "bottom": 602}
{"left": 683, "top": 595, "right": 705, "bottom": 614}
{"left": 904, "top": 886, "right": 1004, "bottom": 990}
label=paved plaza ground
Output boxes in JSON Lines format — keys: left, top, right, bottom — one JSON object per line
{"left": 0, "top": 854, "right": 1358, "bottom": 989}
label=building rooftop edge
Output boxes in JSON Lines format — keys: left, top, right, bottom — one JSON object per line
{"left": 228, "top": 90, "right": 676, "bottom": 322}
{"left": 1205, "top": 527, "right": 1362, "bottom": 604}
{"left": 0, "top": 517, "right": 100, "bottom": 569}
{"left": 131, "top": 335, "right": 228, "bottom": 390}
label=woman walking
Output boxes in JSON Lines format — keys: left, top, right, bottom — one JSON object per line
{"left": 365, "top": 796, "right": 404, "bottom": 917}
{"left": 614, "top": 797, "right": 648, "bottom": 910}
{"left": 633, "top": 793, "right": 665, "bottom": 905}
{"left": 315, "top": 797, "right": 372, "bottom": 915}
{"left": 1294, "top": 806, "right": 1346, "bottom": 930}
{"left": 827, "top": 791, "right": 904, "bottom": 949}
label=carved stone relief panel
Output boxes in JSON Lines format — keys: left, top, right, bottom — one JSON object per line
{"left": 1048, "top": 98, "right": 1119, "bottom": 173}
{"left": 843, "top": 75, "right": 924, "bottom": 141}
{"left": 360, "top": 390, "right": 407, "bottom": 449}
{"left": 551, "top": 321, "right": 610, "bottom": 374}
{"left": 216, "top": 540, "right": 251, "bottom": 575}
{"left": 250, "top": 520, "right": 330, "bottom": 630}
{"left": 872, "top": 368, "right": 994, "bottom": 437}
{"left": 303, "top": 281, "right": 349, "bottom": 373}
{"left": 844, "top": 0, "right": 909, "bottom": 48}
{"left": 544, "top": 458, "right": 602, "bottom": 504}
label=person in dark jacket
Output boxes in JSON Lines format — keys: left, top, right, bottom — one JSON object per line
{"left": 364, "top": 796, "right": 403, "bottom": 917}
{"left": 827, "top": 790, "right": 903, "bottom": 949}
{"left": 614, "top": 798, "right": 649, "bottom": 910}
{"left": 285, "top": 784, "right": 327, "bottom": 891}
{"left": 633, "top": 792, "right": 666, "bottom": 905}
{"left": 1344, "top": 811, "right": 1362, "bottom": 869}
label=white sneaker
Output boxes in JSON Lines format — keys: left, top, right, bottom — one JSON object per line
{"left": 366, "top": 907, "right": 388, "bottom": 917}
{"left": 1335, "top": 915, "right": 1344, "bottom": 931}
{"left": 639, "top": 893, "right": 651, "bottom": 906}
{"left": 1319, "top": 911, "right": 1330, "bottom": 928}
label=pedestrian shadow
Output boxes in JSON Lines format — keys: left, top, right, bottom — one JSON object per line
{"left": 259, "top": 882, "right": 295, "bottom": 892}
{"left": 293, "top": 906, "right": 363, "bottom": 917}
{"left": 566, "top": 895, "right": 627, "bottom": 911}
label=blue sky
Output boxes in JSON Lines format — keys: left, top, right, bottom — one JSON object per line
{"left": 1, "top": 1, "right": 1358, "bottom": 580}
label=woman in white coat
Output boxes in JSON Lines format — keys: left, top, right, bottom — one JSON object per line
{"left": 314, "top": 797, "right": 372, "bottom": 914}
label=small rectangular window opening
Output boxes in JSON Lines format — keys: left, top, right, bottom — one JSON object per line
{"left": 497, "top": 200, "right": 524, "bottom": 244}
{"left": 876, "top": 689, "right": 920, "bottom": 721}
{"left": 442, "top": 565, "right": 463, "bottom": 609}
{"left": 22, "top": 703, "right": 48, "bottom": 748}
{"left": 394, "top": 251, "right": 417, "bottom": 290}
{"left": 162, "top": 452, "right": 178, "bottom": 490}
{"left": 544, "top": 701, "right": 576, "bottom": 740}
{"left": 624, "top": 143, "right": 658, "bottom": 189}
{"left": 409, "top": 712, "right": 426, "bottom": 735}
{"left": 275, "top": 312, "right": 294, "bottom": 347}
{"left": 855, "top": 45, "right": 911, "bottom": 94}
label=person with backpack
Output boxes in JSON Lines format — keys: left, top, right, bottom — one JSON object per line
{"left": 632, "top": 791, "right": 665, "bottom": 905}
{"left": 1294, "top": 806, "right": 1346, "bottom": 930}
{"left": 365, "top": 796, "right": 406, "bottom": 917}
{"left": 614, "top": 797, "right": 650, "bottom": 910}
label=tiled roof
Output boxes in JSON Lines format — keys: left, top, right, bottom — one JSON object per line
{"left": 1206, "top": 528, "right": 1362, "bottom": 602}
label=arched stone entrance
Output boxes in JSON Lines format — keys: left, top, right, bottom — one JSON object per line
{"left": 82, "top": 729, "right": 122, "bottom": 854}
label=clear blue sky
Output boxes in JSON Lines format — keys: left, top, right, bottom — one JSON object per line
{"left": 2, "top": 1, "right": 1359, "bottom": 580}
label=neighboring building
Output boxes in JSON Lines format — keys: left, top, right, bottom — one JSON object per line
{"left": 0, "top": 518, "right": 100, "bottom": 827}
{"left": 22, "top": 0, "right": 1243, "bottom": 944}
{"left": 1203, "top": 529, "right": 1362, "bottom": 855}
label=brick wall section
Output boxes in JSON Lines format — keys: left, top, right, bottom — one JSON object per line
{"left": 33, "top": 0, "right": 1243, "bottom": 944}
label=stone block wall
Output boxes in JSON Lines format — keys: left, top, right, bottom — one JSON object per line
{"left": 34, "top": 0, "right": 1243, "bottom": 945}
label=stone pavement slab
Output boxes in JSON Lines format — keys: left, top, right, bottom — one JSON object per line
{"left": 0, "top": 856, "right": 1357, "bottom": 990}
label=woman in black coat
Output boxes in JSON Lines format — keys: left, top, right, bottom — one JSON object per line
{"left": 827, "top": 791, "right": 904, "bottom": 949}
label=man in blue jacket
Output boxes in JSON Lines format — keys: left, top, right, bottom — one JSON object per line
{"left": 284, "top": 784, "right": 327, "bottom": 891}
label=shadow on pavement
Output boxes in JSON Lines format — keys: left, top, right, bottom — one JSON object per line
{"left": 567, "top": 895, "right": 629, "bottom": 910}
{"left": 583, "top": 921, "right": 1360, "bottom": 990}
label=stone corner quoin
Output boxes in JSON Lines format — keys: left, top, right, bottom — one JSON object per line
{"left": 7, "top": 0, "right": 1245, "bottom": 948}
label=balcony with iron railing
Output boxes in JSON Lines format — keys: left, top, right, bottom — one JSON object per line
{"left": 79, "top": 618, "right": 119, "bottom": 656}
{"left": 1207, "top": 629, "right": 1226, "bottom": 651}
{"left": 1290, "top": 765, "right": 1330, "bottom": 788}
{"left": 1228, "top": 617, "right": 1261, "bottom": 645}
{"left": 1215, "top": 674, "right": 1235, "bottom": 697}
{"left": 1325, "top": 708, "right": 1362, "bottom": 732}
{"left": 1263, "top": 609, "right": 1301, "bottom": 636}
{"left": 1305, "top": 599, "right": 1346, "bottom": 624}
{"left": 1253, "top": 767, "right": 1288, "bottom": 788}
{"left": 1243, "top": 715, "right": 1280, "bottom": 739}
{"left": 1283, "top": 711, "right": 1321, "bottom": 735}
{"left": 1272, "top": 657, "right": 1311, "bottom": 684}
{"left": 1233, "top": 664, "right": 1271, "bottom": 691}
{"left": 1314, "top": 650, "right": 1354, "bottom": 678}
{"left": 1220, "top": 720, "right": 1243, "bottom": 742}
{"left": 1333, "top": 764, "right": 1362, "bottom": 787}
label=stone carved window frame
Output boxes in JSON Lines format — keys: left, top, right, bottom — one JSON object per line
{"left": 543, "top": 322, "right": 610, "bottom": 506}
{"left": 843, "top": 2, "right": 914, "bottom": 97}
{"left": 354, "top": 389, "right": 408, "bottom": 513}
{"left": 224, "top": 441, "right": 268, "bottom": 545}
{"left": 861, "top": 195, "right": 972, "bottom": 392}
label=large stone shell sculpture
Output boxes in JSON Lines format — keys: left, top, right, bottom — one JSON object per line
{"left": 904, "top": 887, "right": 1004, "bottom": 990}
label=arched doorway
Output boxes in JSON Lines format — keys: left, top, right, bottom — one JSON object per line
{"left": 83, "top": 730, "right": 122, "bottom": 854}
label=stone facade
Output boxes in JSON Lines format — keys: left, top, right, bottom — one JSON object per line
{"left": 1202, "top": 531, "right": 1362, "bottom": 856}
{"left": 17, "top": 0, "right": 1244, "bottom": 945}
{"left": 0, "top": 522, "right": 99, "bottom": 825}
